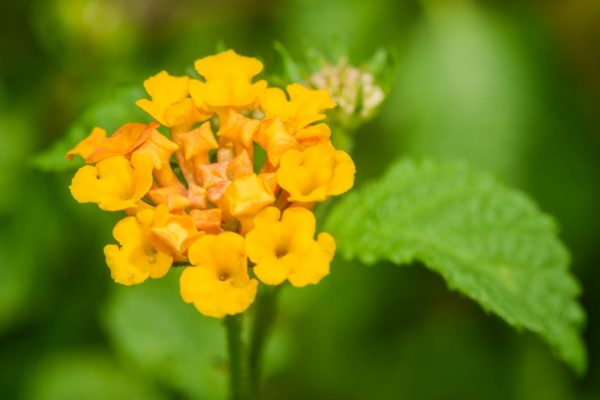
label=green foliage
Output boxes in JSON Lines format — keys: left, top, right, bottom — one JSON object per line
{"left": 271, "top": 41, "right": 303, "bottom": 87}
{"left": 0, "top": 186, "right": 63, "bottom": 332}
{"left": 326, "top": 158, "right": 586, "bottom": 373}
{"left": 388, "top": 2, "right": 535, "bottom": 183}
{"left": 2, "top": 0, "right": 598, "bottom": 397}
{"left": 103, "top": 272, "right": 227, "bottom": 399}
{"left": 364, "top": 47, "right": 398, "bottom": 95}
{"left": 0, "top": 112, "right": 32, "bottom": 213}
{"left": 32, "top": 86, "right": 150, "bottom": 172}
{"left": 0, "top": 110, "right": 65, "bottom": 331}
{"left": 25, "top": 351, "right": 163, "bottom": 400}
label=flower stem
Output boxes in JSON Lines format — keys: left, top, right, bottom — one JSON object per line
{"left": 224, "top": 314, "right": 250, "bottom": 400}
{"left": 249, "top": 285, "right": 281, "bottom": 398}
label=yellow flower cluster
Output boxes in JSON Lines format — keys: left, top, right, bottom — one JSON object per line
{"left": 67, "top": 50, "right": 355, "bottom": 318}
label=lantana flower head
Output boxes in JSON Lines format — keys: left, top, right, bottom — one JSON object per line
{"left": 67, "top": 49, "right": 356, "bottom": 318}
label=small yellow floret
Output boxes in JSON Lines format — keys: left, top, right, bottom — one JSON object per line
{"left": 69, "top": 153, "right": 154, "bottom": 211}
{"left": 276, "top": 143, "right": 355, "bottom": 202}
{"left": 104, "top": 215, "right": 173, "bottom": 286}
{"left": 133, "top": 129, "right": 179, "bottom": 170}
{"left": 65, "top": 127, "right": 107, "bottom": 161}
{"left": 180, "top": 232, "right": 258, "bottom": 318}
{"left": 66, "top": 123, "right": 154, "bottom": 163}
{"left": 255, "top": 118, "right": 298, "bottom": 166}
{"left": 141, "top": 205, "right": 202, "bottom": 258}
{"left": 189, "top": 50, "right": 267, "bottom": 110}
{"left": 223, "top": 173, "right": 275, "bottom": 218}
{"left": 246, "top": 207, "right": 336, "bottom": 287}
{"left": 176, "top": 121, "right": 218, "bottom": 162}
{"left": 136, "top": 71, "right": 209, "bottom": 127}
{"left": 217, "top": 109, "right": 261, "bottom": 149}
{"left": 261, "top": 83, "right": 336, "bottom": 130}
{"left": 294, "top": 123, "right": 331, "bottom": 146}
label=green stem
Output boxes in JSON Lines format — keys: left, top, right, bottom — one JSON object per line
{"left": 224, "top": 314, "right": 250, "bottom": 400}
{"left": 249, "top": 285, "right": 281, "bottom": 398}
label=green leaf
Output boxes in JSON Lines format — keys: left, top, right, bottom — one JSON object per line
{"left": 271, "top": 41, "right": 303, "bottom": 86}
{"left": 0, "top": 111, "right": 33, "bottom": 213}
{"left": 102, "top": 272, "right": 227, "bottom": 399}
{"left": 325, "top": 158, "right": 586, "bottom": 373}
{"left": 25, "top": 351, "right": 164, "bottom": 400}
{"left": 365, "top": 47, "right": 398, "bottom": 94}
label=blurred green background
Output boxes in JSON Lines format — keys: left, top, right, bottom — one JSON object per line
{"left": 1, "top": 0, "right": 599, "bottom": 399}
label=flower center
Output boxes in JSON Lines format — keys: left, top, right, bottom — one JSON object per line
{"left": 218, "top": 271, "right": 230, "bottom": 281}
{"left": 275, "top": 243, "right": 289, "bottom": 258}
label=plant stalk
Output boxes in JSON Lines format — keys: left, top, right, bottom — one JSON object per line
{"left": 224, "top": 314, "right": 250, "bottom": 400}
{"left": 249, "top": 285, "right": 281, "bottom": 398}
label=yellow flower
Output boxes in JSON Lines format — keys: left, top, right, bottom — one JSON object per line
{"left": 255, "top": 84, "right": 335, "bottom": 167}
{"left": 175, "top": 121, "right": 218, "bottom": 163}
{"left": 134, "top": 128, "right": 179, "bottom": 170}
{"left": 261, "top": 83, "right": 336, "bottom": 130}
{"left": 294, "top": 123, "right": 331, "bottom": 147}
{"left": 69, "top": 153, "right": 154, "bottom": 211}
{"left": 147, "top": 184, "right": 192, "bottom": 211}
{"left": 189, "top": 50, "right": 267, "bottom": 110}
{"left": 189, "top": 208, "right": 222, "bottom": 234}
{"left": 134, "top": 129, "right": 182, "bottom": 187}
{"left": 222, "top": 173, "right": 275, "bottom": 218}
{"left": 141, "top": 204, "right": 202, "bottom": 259}
{"left": 104, "top": 214, "right": 173, "bottom": 286}
{"left": 65, "top": 127, "right": 107, "bottom": 161}
{"left": 246, "top": 207, "right": 336, "bottom": 287}
{"left": 66, "top": 123, "right": 154, "bottom": 163}
{"left": 276, "top": 143, "right": 355, "bottom": 202}
{"left": 255, "top": 118, "right": 299, "bottom": 167}
{"left": 217, "top": 109, "right": 261, "bottom": 150}
{"left": 180, "top": 232, "right": 258, "bottom": 318}
{"left": 67, "top": 49, "right": 358, "bottom": 313}
{"left": 136, "top": 71, "right": 209, "bottom": 127}
{"left": 228, "top": 149, "right": 254, "bottom": 180}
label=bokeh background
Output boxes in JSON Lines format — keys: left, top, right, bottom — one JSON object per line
{"left": 1, "top": 0, "right": 599, "bottom": 399}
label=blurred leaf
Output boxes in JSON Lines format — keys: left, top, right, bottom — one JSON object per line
{"left": 0, "top": 175, "right": 64, "bottom": 331}
{"left": 0, "top": 111, "right": 33, "bottom": 213}
{"left": 32, "top": 85, "right": 149, "bottom": 172}
{"left": 365, "top": 48, "right": 398, "bottom": 94}
{"left": 215, "top": 39, "right": 228, "bottom": 53}
{"left": 0, "top": 231, "right": 34, "bottom": 330}
{"left": 387, "top": 2, "right": 536, "bottom": 182}
{"left": 326, "top": 158, "right": 586, "bottom": 373}
{"left": 271, "top": 41, "right": 303, "bottom": 87}
{"left": 283, "top": 0, "right": 398, "bottom": 61}
{"left": 31, "top": 0, "right": 138, "bottom": 58}
{"left": 25, "top": 350, "right": 164, "bottom": 400}
{"left": 103, "top": 272, "right": 227, "bottom": 399}
{"left": 301, "top": 36, "right": 348, "bottom": 72}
